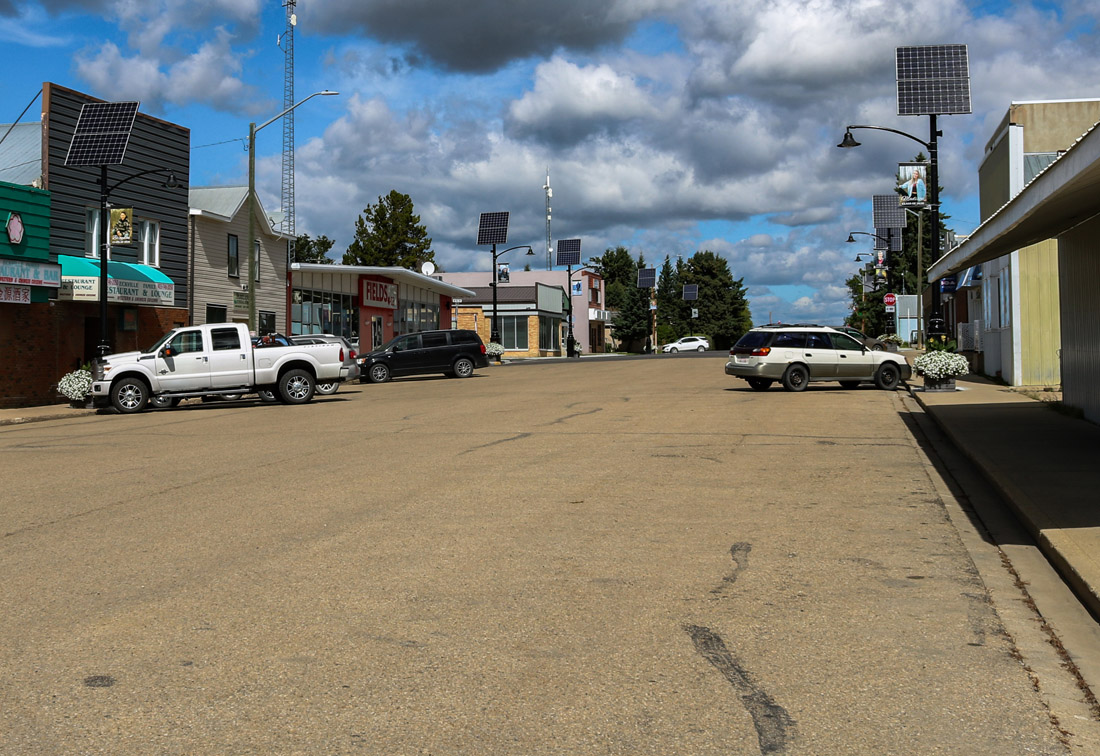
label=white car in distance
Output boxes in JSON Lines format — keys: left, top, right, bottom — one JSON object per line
{"left": 663, "top": 336, "right": 710, "bottom": 353}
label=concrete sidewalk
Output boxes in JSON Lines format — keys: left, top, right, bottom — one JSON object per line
{"left": 911, "top": 373, "right": 1100, "bottom": 620}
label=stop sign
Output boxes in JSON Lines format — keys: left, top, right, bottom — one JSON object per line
{"left": 883, "top": 293, "right": 897, "bottom": 306}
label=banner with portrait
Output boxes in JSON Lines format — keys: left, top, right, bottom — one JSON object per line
{"left": 110, "top": 207, "right": 133, "bottom": 245}
{"left": 897, "top": 163, "right": 928, "bottom": 208}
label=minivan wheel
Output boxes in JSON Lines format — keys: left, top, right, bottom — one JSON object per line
{"left": 453, "top": 357, "right": 475, "bottom": 378}
{"left": 874, "top": 363, "right": 901, "bottom": 391}
{"left": 369, "top": 363, "right": 391, "bottom": 383}
{"left": 781, "top": 364, "right": 809, "bottom": 392}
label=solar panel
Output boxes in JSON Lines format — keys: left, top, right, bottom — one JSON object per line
{"left": 872, "top": 195, "right": 905, "bottom": 229}
{"left": 896, "top": 45, "right": 971, "bottom": 116}
{"left": 682, "top": 284, "right": 698, "bottom": 301}
{"left": 476, "top": 212, "right": 509, "bottom": 245}
{"left": 65, "top": 101, "right": 140, "bottom": 166}
{"left": 556, "top": 238, "right": 582, "bottom": 267}
{"left": 637, "top": 268, "right": 656, "bottom": 288}
{"left": 874, "top": 227, "right": 903, "bottom": 252}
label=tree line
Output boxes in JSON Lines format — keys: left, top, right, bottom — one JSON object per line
{"left": 589, "top": 246, "right": 753, "bottom": 352}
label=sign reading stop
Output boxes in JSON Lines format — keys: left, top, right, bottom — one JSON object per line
{"left": 883, "top": 292, "right": 897, "bottom": 306}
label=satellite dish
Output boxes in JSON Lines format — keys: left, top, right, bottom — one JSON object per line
{"left": 290, "top": 13, "right": 297, "bottom": 26}
{"left": 421, "top": 261, "right": 436, "bottom": 276}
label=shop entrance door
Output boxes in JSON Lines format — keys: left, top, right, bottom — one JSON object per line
{"left": 372, "top": 316, "right": 384, "bottom": 349}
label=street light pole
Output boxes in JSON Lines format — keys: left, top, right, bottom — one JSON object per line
{"left": 489, "top": 245, "right": 534, "bottom": 345}
{"left": 566, "top": 263, "right": 594, "bottom": 357}
{"left": 247, "top": 89, "right": 338, "bottom": 332}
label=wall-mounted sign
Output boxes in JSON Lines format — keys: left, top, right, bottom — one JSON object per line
{"left": 0, "top": 259, "right": 62, "bottom": 287}
{"left": 362, "top": 279, "right": 398, "bottom": 309}
{"left": 58, "top": 276, "right": 173, "bottom": 305}
{"left": 5, "top": 212, "right": 25, "bottom": 245}
{"left": 0, "top": 285, "right": 31, "bottom": 303}
{"left": 897, "top": 162, "right": 929, "bottom": 208}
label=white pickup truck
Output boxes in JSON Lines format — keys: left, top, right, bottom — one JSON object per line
{"left": 89, "top": 322, "right": 348, "bottom": 413}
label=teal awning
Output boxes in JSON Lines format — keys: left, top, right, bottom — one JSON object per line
{"left": 57, "top": 254, "right": 174, "bottom": 305}
{"left": 57, "top": 254, "right": 173, "bottom": 284}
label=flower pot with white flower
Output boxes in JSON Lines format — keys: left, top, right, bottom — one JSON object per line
{"left": 913, "top": 350, "right": 969, "bottom": 392}
{"left": 57, "top": 368, "right": 94, "bottom": 408}
{"left": 486, "top": 341, "right": 505, "bottom": 363}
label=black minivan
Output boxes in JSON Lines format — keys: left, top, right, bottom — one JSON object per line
{"left": 358, "top": 329, "right": 489, "bottom": 383}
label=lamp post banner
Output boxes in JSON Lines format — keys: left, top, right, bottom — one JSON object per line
{"left": 897, "top": 162, "right": 928, "bottom": 208}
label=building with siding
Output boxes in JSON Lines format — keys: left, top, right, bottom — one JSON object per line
{"left": 0, "top": 82, "right": 190, "bottom": 406}
{"left": 440, "top": 269, "right": 608, "bottom": 354}
{"left": 974, "top": 99, "right": 1100, "bottom": 386}
{"left": 188, "top": 186, "right": 293, "bottom": 334}
{"left": 451, "top": 283, "right": 567, "bottom": 358}
{"left": 931, "top": 116, "right": 1100, "bottom": 423}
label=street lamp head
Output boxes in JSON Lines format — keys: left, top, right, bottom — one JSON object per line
{"left": 162, "top": 171, "right": 179, "bottom": 189}
{"left": 846, "top": 233, "right": 857, "bottom": 243}
{"left": 837, "top": 129, "right": 861, "bottom": 149}
{"left": 525, "top": 246, "right": 535, "bottom": 255}
{"left": 320, "top": 90, "right": 339, "bottom": 97}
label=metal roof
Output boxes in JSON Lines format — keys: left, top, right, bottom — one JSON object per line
{"left": 189, "top": 186, "right": 291, "bottom": 240}
{"left": 292, "top": 262, "right": 476, "bottom": 299}
{"left": 929, "top": 118, "right": 1100, "bottom": 279}
{"left": 0, "top": 123, "right": 43, "bottom": 185}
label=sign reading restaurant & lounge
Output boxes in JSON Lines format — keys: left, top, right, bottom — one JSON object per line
{"left": 58, "top": 275, "right": 174, "bottom": 305}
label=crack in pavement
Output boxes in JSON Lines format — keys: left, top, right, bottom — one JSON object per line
{"left": 684, "top": 624, "right": 796, "bottom": 755}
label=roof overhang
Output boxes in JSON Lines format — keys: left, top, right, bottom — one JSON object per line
{"left": 929, "top": 120, "right": 1100, "bottom": 280}
{"left": 291, "top": 263, "right": 475, "bottom": 299}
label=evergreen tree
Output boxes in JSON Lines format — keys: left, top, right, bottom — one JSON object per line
{"left": 589, "top": 245, "right": 635, "bottom": 312}
{"left": 610, "top": 253, "right": 652, "bottom": 351}
{"left": 681, "top": 250, "right": 752, "bottom": 350}
{"left": 343, "top": 190, "right": 434, "bottom": 269}
{"left": 655, "top": 255, "right": 685, "bottom": 344}
{"left": 292, "top": 234, "right": 335, "bottom": 264}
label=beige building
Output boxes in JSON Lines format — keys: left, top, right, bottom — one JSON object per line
{"left": 188, "top": 187, "right": 293, "bottom": 334}
{"left": 974, "top": 99, "right": 1100, "bottom": 386}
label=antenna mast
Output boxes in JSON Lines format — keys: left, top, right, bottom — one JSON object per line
{"left": 280, "top": 0, "right": 297, "bottom": 236}
{"left": 543, "top": 169, "right": 552, "bottom": 270}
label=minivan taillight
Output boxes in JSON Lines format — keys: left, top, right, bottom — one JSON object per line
{"left": 752, "top": 347, "right": 771, "bottom": 357}
{"left": 479, "top": 343, "right": 487, "bottom": 355}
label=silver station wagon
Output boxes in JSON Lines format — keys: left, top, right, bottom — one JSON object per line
{"left": 725, "top": 325, "right": 912, "bottom": 392}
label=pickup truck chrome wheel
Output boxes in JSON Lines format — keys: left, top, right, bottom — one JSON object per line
{"left": 111, "top": 377, "right": 149, "bottom": 414}
{"left": 150, "top": 395, "right": 181, "bottom": 408}
{"left": 278, "top": 369, "right": 315, "bottom": 404}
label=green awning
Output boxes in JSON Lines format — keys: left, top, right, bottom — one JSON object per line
{"left": 57, "top": 254, "right": 175, "bottom": 305}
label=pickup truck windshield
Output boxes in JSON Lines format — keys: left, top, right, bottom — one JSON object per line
{"left": 145, "top": 330, "right": 177, "bottom": 354}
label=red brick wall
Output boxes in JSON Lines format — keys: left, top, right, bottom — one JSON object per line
{"left": 0, "top": 302, "right": 189, "bottom": 408}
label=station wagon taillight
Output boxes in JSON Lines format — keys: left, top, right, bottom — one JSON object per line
{"left": 752, "top": 347, "right": 771, "bottom": 357}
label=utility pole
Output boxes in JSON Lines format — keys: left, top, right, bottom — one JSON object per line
{"left": 279, "top": 0, "right": 297, "bottom": 236}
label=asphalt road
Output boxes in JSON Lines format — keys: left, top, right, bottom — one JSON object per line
{"left": 0, "top": 357, "right": 1074, "bottom": 754}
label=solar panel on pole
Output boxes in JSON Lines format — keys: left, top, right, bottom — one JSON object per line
{"left": 556, "top": 239, "right": 581, "bottom": 267}
{"left": 896, "top": 45, "right": 971, "bottom": 116}
{"left": 476, "top": 212, "right": 509, "bottom": 245}
{"left": 872, "top": 195, "right": 905, "bottom": 230}
{"left": 65, "top": 101, "right": 140, "bottom": 166}
{"left": 682, "top": 284, "right": 698, "bottom": 301}
{"left": 637, "top": 268, "right": 656, "bottom": 288}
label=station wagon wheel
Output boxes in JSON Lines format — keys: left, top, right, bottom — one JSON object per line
{"left": 111, "top": 377, "right": 148, "bottom": 414}
{"left": 453, "top": 357, "right": 475, "bottom": 378}
{"left": 874, "top": 363, "right": 901, "bottom": 391}
{"left": 278, "top": 369, "right": 316, "bottom": 404}
{"left": 781, "top": 364, "right": 809, "bottom": 392}
{"left": 369, "top": 363, "right": 390, "bottom": 383}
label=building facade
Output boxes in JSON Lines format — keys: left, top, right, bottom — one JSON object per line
{"left": 0, "top": 82, "right": 190, "bottom": 406}
{"left": 188, "top": 187, "right": 292, "bottom": 334}
{"left": 452, "top": 283, "right": 566, "bottom": 358}
{"left": 975, "top": 99, "right": 1100, "bottom": 386}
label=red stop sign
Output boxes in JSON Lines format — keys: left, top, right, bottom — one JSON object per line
{"left": 883, "top": 293, "right": 897, "bottom": 306}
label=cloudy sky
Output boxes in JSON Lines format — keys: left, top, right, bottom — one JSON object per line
{"left": 3, "top": 0, "right": 1099, "bottom": 324}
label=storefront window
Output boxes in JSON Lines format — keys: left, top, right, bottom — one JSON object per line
{"left": 501, "top": 316, "right": 528, "bottom": 350}
{"left": 539, "top": 316, "right": 561, "bottom": 351}
{"left": 290, "top": 288, "right": 359, "bottom": 340}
